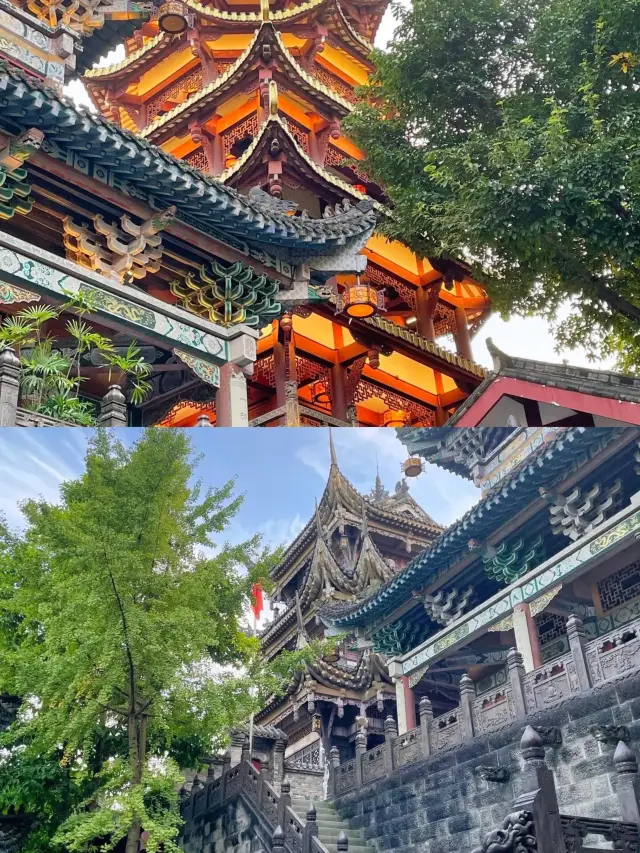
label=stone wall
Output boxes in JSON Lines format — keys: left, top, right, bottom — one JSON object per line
{"left": 333, "top": 669, "right": 640, "bottom": 853}
{"left": 286, "top": 767, "right": 324, "bottom": 801}
{"left": 181, "top": 796, "right": 266, "bottom": 853}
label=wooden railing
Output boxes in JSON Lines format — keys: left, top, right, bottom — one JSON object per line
{"left": 330, "top": 613, "right": 640, "bottom": 798}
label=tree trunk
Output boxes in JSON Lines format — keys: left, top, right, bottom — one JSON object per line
{"left": 126, "top": 711, "right": 144, "bottom": 853}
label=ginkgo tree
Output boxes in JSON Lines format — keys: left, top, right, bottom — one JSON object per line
{"left": 345, "top": 0, "right": 640, "bottom": 369}
{"left": 0, "top": 429, "right": 327, "bottom": 853}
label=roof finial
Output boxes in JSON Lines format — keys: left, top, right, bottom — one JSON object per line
{"left": 314, "top": 499, "right": 323, "bottom": 535}
{"left": 370, "top": 456, "right": 388, "bottom": 501}
{"left": 329, "top": 428, "right": 338, "bottom": 467}
{"left": 294, "top": 591, "right": 309, "bottom": 649}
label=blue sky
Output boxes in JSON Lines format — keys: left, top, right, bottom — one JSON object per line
{"left": 0, "top": 427, "right": 482, "bottom": 628}
{"left": 0, "top": 428, "right": 480, "bottom": 543}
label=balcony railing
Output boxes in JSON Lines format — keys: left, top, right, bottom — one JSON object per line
{"left": 329, "top": 612, "right": 640, "bottom": 798}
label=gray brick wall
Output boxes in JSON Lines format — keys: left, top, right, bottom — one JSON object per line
{"left": 287, "top": 767, "right": 325, "bottom": 801}
{"left": 334, "top": 671, "right": 640, "bottom": 853}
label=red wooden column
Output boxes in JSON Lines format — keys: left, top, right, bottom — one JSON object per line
{"left": 454, "top": 307, "right": 474, "bottom": 362}
{"left": 513, "top": 603, "right": 543, "bottom": 672}
{"left": 330, "top": 363, "right": 348, "bottom": 421}
{"left": 215, "top": 363, "right": 249, "bottom": 427}
{"left": 395, "top": 675, "right": 417, "bottom": 734}
{"left": 416, "top": 285, "right": 436, "bottom": 341}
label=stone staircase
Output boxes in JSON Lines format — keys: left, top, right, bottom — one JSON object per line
{"left": 291, "top": 798, "right": 374, "bottom": 853}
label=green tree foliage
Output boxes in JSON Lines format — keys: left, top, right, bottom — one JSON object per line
{"left": 0, "top": 291, "right": 152, "bottom": 424}
{"left": 0, "top": 430, "right": 324, "bottom": 853}
{"left": 345, "top": 0, "right": 640, "bottom": 368}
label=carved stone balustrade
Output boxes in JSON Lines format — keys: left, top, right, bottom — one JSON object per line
{"left": 180, "top": 759, "right": 332, "bottom": 853}
{"left": 328, "top": 613, "right": 640, "bottom": 799}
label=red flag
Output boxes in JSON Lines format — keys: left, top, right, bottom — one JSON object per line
{"left": 251, "top": 582, "right": 264, "bottom": 620}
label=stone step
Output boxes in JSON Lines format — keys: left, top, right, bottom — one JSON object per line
{"left": 324, "top": 844, "right": 370, "bottom": 853}
{"left": 317, "top": 833, "right": 365, "bottom": 844}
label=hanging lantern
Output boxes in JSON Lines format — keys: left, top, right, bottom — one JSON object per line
{"left": 224, "top": 153, "right": 238, "bottom": 169}
{"left": 403, "top": 457, "right": 423, "bottom": 478}
{"left": 157, "top": 1, "right": 189, "bottom": 33}
{"left": 342, "top": 276, "right": 379, "bottom": 318}
{"left": 382, "top": 408, "right": 408, "bottom": 428}
{"left": 353, "top": 184, "right": 367, "bottom": 194}
{"left": 311, "top": 380, "right": 330, "bottom": 405}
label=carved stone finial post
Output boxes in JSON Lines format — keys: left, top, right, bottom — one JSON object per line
{"left": 0, "top": 347, "right": 20, "bottom": 426}
{"left": 384, "top": 715, "right": 398, "bottom": 775}
{"left": 614, "top": 740, "right": 640, "bottom": 823}
{"left": 303, "top": 802, "right": 318, "bottom": 853}
{"left": 566, "top": 615, "right": 591, "bottom": 692}
{"left": 459, "top": 674, "right": 475, "bottom": 741}
{"left": 99, "top": 384, "right": 127, "bottom": 426}
{"left": 191, "top": 774, "right": 204, "bottom": 792}
{"left": 355, "top": 729, "right": 367, "bottom": 786}
{"left": 278, "top": 777, "right": 291, "bottom": 828}
{"left": 229, "top": 731, "right": 246, "bottom": 767}
{"left": 272, "top": 825, "right": 285, "bottom": 853}
{"left": 273, "top": 735, "right": 286, "bottom": 791}
{"left": 329, "top": 746, "right": 340, "bottom": 798}
{"left": 514, "top": 727, "right": 564, "bottom": 853}
{"left": 507, "top": 648, "right": 527, "bottom": 719}
{"left": 222, "top": 750, "right": 231, "bottom": 773}
{"left": 241, "top": 733, "right": 251, "bottom": 764}
{"left": 419, "top": 695, "right": 433, "bottom": 758}
{"left": 337, "top": 831, "right": 348, "bottom": 853}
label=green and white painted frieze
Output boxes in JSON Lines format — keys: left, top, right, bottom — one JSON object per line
{"left": 0, "top": 233, "right": 257, "bottom": 373}
{"left": 397, "top": 498, "right": 640, "bottom": 676}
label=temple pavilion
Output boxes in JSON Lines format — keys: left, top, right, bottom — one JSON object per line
{"left": 245, "top": 434, "right": 443, "bottom": 795}
{"left": 321, "top": 427, "right": 640, "bottom": 739}
{"left": 0, "top": 0, "right": 491, "bottom": 427}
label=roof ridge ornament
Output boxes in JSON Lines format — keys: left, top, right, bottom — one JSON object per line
{"left": 261, "top": 0, "right": 270, "bottom": 19}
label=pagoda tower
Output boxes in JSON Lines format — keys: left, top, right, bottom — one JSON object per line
{"left": 78, "top": 0, "right": 490, "bottom": 426}
{"left": 254, "top": 436, "right": 453, "bottom": 787}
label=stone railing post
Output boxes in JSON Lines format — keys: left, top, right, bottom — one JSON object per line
{"left": 99, "top": 384, "right": 127, "bottom": 426}
{"left": 229, "top": 731, "right": 245, "bottom": 766}
{"left": 273, "top": 736, "right": 286, "bottom": 791}
{"left": 220, "top": 751, "right": 230, "bottom": 800}
{"left": 337, "top": 831, "right": 348, "bottom": 853}
{"left": 329, "top": 746, "right": 340, "bottom": 798}
{"left": 278, "top": 778, "right": 291, "bottom": 829}
{"left": 303, "top": 803, "right": 318, "bottom": 853}
{"left": 0, "top": 347, "right": 20, "bottom": 426}
{"left": 566, "top": 615, "right": 591, "bottom": 692}
{"left": 459, "top": 674, "right": 475, "bottom": 740}
{"left": 354, "top": 729, "right": 366, "bottom": 786}
{"left": 241, "top": 733, "right": 251, "bottom": 765}
{"left": 419, "top": 696, "right": 433, "bottom": 759}
{"left": 514, "top": 726, "right": 564, "bottom": 853}
{"left": 272, "top": 824, "right": 285, "bottom": 853}
{"left": 384, "top": 715, "right": 397, "bottom": 776}
{"left": 507, "top": 648, "right": 527, "bottom": 719}
{"left": 614, "top": 740, "right": 640, "bottom": 823}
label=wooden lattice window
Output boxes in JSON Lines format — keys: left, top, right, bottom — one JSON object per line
{"left": 222, "top": 115, "right": 259, "bottom": 156}
{"left": 325, "top": 145, "right": 370, "bottom": 182}
{"left": 598, "top": 560, "right": 640, "bottom": 613}
{"left": 286, "top": 120, "right": 310, "bottom": 153}
{"left": 312, "top": 64, "right": 358, "bottom": 104}
{"left": 184, "top": 148, "right": 209, "bottom": 173}
{"left": 252, "top": 354, "right": 276, "bottom": 387}
{"left": 146, "top": 68, "right": 203, "bottom": 122}
{"left": 353, "top": 380, "right": 435, "bottom": 425}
